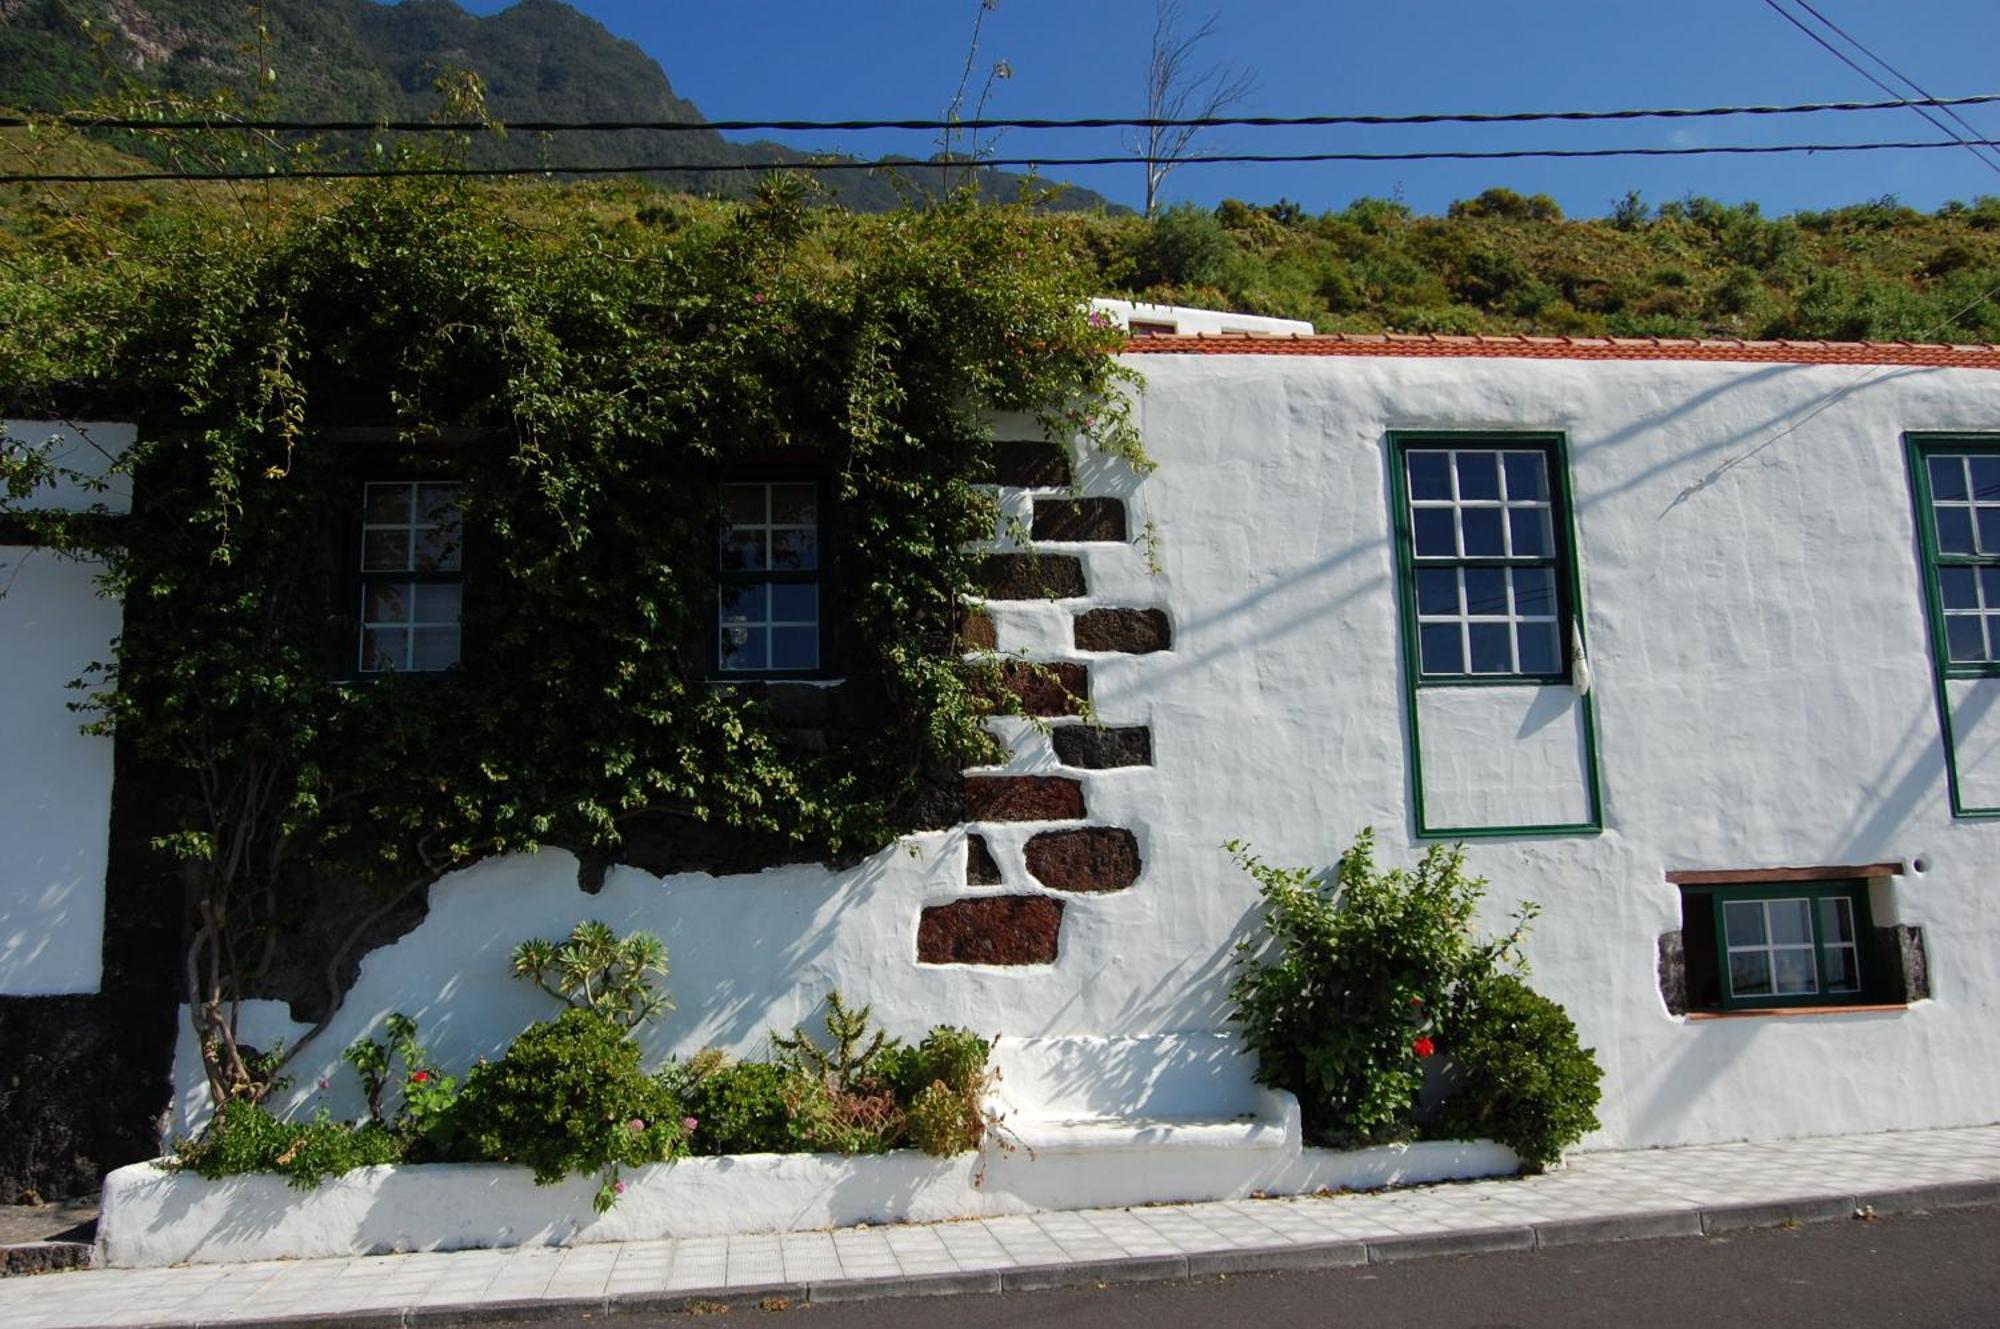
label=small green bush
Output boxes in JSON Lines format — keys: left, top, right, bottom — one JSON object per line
{"left": 454, "top": 1009, "right": 684, "bottom": 1207}
{"left": 669, "top": 1057, "right": 800, "bottom": 1156}
{"left": 1430, "top": 974, "right": 1603, "bottom": 1169}
{"left": 171, "top": 1102, "right": 401, "bottom": 1191}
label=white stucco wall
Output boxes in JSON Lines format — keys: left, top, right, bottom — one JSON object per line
{"left": 0, "top": 547, "right": 119, "bottom": 995}
{"left": 163, "top": 354, "right": 2000, "bottom": 1153}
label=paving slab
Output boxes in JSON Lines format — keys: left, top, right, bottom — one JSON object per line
{"left": 0, "top": 1123, "right": 1994, "bottom": 1327}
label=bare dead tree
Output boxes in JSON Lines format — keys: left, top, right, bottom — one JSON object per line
{"left": 1137, "top": 0, "right": 1258, "bottom": 217}
{"left": 939, "top": 0, "right": 1013, "bottom": 195}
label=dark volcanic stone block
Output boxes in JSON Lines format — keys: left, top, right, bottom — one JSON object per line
{"left": 917, "top": 896, "right": 1064, "bottom": 965}
{"left": 1657, "top": 931, "right": 1686, "bottom": 1017}
{"left": 963, "top": 775, "right": 1086, "bottom": 822}
{"left": 1073, "top": 607, "right": 1171, "bottom": 653}
{"left": 976, "top": 553, "right": 1087, "bottom": 600}
{"left": 1051, "top": 725, "right": 1153, "bottom": 769}
{"left": 1033, "top": 497, "right": 1127, "bottom": 543}
{"left": 988, "top": 440, "right": 1073, "bottom": 488}
{"left": 979, "top": 660, "right": 1088, "bottom": 717}
{"left": 958, "top": 606, "right": 998, "bottom": 651}
{"left": 1024, "top": 827, "right": 1142, "bottom": 893}
{"left": 965, "top": 834, "right": 1003, "bottom": 885}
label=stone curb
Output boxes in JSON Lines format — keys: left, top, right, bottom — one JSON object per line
{"left": 76, "top": 1178, "right": 2000, "bottom": 1329}
{"left": 0, "top": 1240, "right": 96, "bottom": 1278}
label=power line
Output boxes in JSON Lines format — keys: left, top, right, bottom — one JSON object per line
{"left": 10, "top": 138, "right": 2000, "bottom": 185}
{"left": 6, "top": 92, "right": 2000, "bottom": 136}
{"left": 1786, "top": 0, "right": 2000, "bottom": 172}
{"left": 1760, "top": 0, "right": 2000, "bottom": 178}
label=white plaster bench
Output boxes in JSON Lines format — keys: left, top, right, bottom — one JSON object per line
{"left": 985, "top": 1032, "right": 1301, "bottom": 1157}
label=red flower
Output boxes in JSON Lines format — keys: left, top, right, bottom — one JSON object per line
{"left": 410, "top": 1070, "right": 430, "bottom": 1083}
{"left": 1412, "top": 1036, "right": 1436, "bottom": 1059}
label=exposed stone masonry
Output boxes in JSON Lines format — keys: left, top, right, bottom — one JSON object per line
{"left": 1073, "top": 608, "right": 1171, "bottom": 654}
{"left": 1052, "top": 725, "right": 1153, "bottom": 769}
{"left": 981, "top": 660, "right": 1088, "bottom": 717}
{"left": 917, "top": 896, "right": 1064, "bottom": 966}
{"left": 987, "top": 440, "right": 1073, "bottom": 488}
{"left": 963, "top": 775, "right": 1086, "bottom": 822}
{"left": 965, "top": 834, "right": 1002, "bottom": 886}
{"left": 1033, "top": 497, "right": 1126, "bottom": 543}
{"left": 1024, "top": 827, "right": 1142, "bottom": 893}
{"left": 976, "top": 553, "right": 1087, "bottom": 601}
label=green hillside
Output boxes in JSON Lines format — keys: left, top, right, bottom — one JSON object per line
{"left": 0, "top": 0, "right": 1120, "bottom": 212}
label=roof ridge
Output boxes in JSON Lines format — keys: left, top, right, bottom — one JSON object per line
{"left": 1120, "top": 331, "right": 2000, "bottom": 368}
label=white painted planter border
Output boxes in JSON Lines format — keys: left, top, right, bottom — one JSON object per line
{"left": 98, "top": 1138, "right": 1520, "bottom": 1268}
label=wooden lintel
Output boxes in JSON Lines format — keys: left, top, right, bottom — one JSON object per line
{"left": 1665, "top": 862, "right": 1903, "bottom": 886}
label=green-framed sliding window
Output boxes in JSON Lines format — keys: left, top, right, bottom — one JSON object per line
{"left": 1905, "top": 433, "right": 2000, "bottom": 819}
{"left": 1387, "top": 431, "right": 1603, "bottom": 839}
{"left": 1678, "top": 881, "right": 1873, "bottom": 1012}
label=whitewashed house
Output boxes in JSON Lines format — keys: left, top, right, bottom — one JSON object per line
{"left": 8, "top": 324, "right": 2000, "bottom": 1211}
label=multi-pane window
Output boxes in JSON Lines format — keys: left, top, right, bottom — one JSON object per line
{"left": 358, "top": 481, "right": 462, "bottom": 673}
{"left": 1680, "top": 882, "right": 1870, "bottom": 1011}
{"left": 1398, "top": 443, "right": 1567, "bottom": 680}
{"left": 717, "top": 480, "right": 822, "bottom": 674}
{"left": 1920, "top": 451, "right": 2000, "bottom": 667}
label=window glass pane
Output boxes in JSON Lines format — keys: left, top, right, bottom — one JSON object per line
{"left": 363, "top": 529, "right": 411, "bottom": 572}
{"left": 1455, "top": 451, "right": 1501, "bottom": 501}
{"left": 1729, "top": 951, "right": 1773, "bottom": 997}
{"left": 362, "top": 627, "right": 408, "bottom": 673}
{"left": 723, "top": 484, "right": 767, "bottom": 525}
{"left": 1516, "top": 621, "right": 1561, "bottom": 675}
{"left": 1419, "top": 623, "right": 1463, "bottom": 674}
{"left": 720, "top": 530, "right": 766, "bottom": 571}
{"left": 1977, "top": 507, "right": 2000, "bottom": 556}
{"left": 770, "top": 626, "right": 818, "bottom": 670}
{"left": 364, "top": 583, "right": 410, "bottom": 624}
{"left": 770, "top": 483, "right": 818, "bottom": 525}
{"left": 415, "top": 484, "right": 460, "bottom": 525}
{"left": 1460, "top": 508, "right": 1505, "bottom": 557}
{"left": 1972, "top": 456, "right": 2000, "bottom": 502}
{"left": 1468, "top": 622, "right": 1513, "bottom": 673}
{"left": 410, "top": 626, "right": 461, "bottom": 671}
{"left": 1773, "top": 948, "right": 1818, "bottom": 995}
{"left": 1724, "top": 900, "right": 1766, "bottom": 946}
{"left": 771, "top": 583, "right": 819, "bottom": 623}
{"left": 1462, "top": 567, "right": 1507, "bottom": 616}
{"left": 1822, "top": 946, "right": 1860, "bottom": 993}
{"left": 1985, "top": 615, "right": 2000, "bottom": 660}
{"left": 1981, "top": 567, "right": 2000, "bottom": 608}
{"left": 1412, "top": 508, "right": 1456, "bottom": 557}
{"left": 1818, "top": 896, "right": 1855, "bottom": 944}
{"left": 1946, "top": 614, "right": 1987, "bottom": 662}
{"left": 1767, "top": 899, "right": 1812, "bottom": 945}
{"left": 413, "top": 526, "right": 462, "bottom": 573}
{"left": 1936, "top": 506, "right": 1977, "bottom": 555}
{"left": 412, "top": 583, "right": 462, "bottom": 623}
{"left": 1941, "top": 566, "right": 1980, "bottom": 609}
{"left": 1930, "top": 455, "right": 1969, "bottom": 502}
{"left": 1406, "top": 451, "right": 1451, "bottom": 501}
{"left": 719, "top": 625, "right": 766, "bottom": 671}
{"left": 365, "top": 483, "right": 412, "bottom": 523}
{"left": 1508, "top": 507, "right": 1553, "bottom": 557}
{"left": 1504, "top": 452, "right": 1550, "bottom": 502}
{"left": 1512, "top": 567, "right": 1556, "bottom": 616}
{"left": 772, "top": 528, "right": 819, "bottom": 572}
{"left": 720, "top": 583, "right": 768, "bottom": 623}
{"left": 1415, "top": 568, "right": 1459, "bottom": 616}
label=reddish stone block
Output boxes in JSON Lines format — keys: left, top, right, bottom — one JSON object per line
{"left": 978, "top": 660, "right": 1088, "bottom": 717}
{"left": 1024, "top": 827, "right": 1142, "bottom": 893}
{"left": 1073, "top": 607, "right": 1172, "bottom": 654}
{"left": 917, "top": 895, "right": 1065, "bottom": 966}
{"left": 963, "top": 775, "right": 1086, "bottom": 822}
{"left": 976, "top": 553, "right": 1087, "bottom": 600}
{"left": 958, "top": 606, "right": 998, "bottom": 651}
{"left": 965, "top": 833, "right": 1003, "bottom": 885}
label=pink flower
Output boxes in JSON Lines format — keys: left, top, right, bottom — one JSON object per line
{"left": 1412, "top": 1036, "right": 1436, "bottom": 1059}
{"left": 752, "top": 292, "right": 767, "bottom": 304}
{"left": 681, "top": 1116, "right": 699, "bottom": 1133}
{"left": 410, "top": 1070, "right": 430, "bottom": 1083}
{"left": 614, "top": 1180, "right": 627, "bottom": 1195}
{"left": 628, "top": 1118, "right": 646, "bottom": 1134}
{"left": 316, "top": 1077, "right": 331, "bottom": 1091}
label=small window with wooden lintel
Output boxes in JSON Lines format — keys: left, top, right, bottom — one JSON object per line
{"left": 1665, "top": 864, "right": 1914, "bottom": 1017}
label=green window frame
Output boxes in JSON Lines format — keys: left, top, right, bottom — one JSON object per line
{"left": 1679, "top": 881, "right": 1873, "bottom": 1012}
{"left": 1905, "top": 434, "right": 2000, "bottom": 818}
{"left": 1387, "top": 431, "right": 1603, "bottom": 839}
{"left": 355, "top": 479, "right": 463, "bottom": 674}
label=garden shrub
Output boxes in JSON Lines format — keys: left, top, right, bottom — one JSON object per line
{"left": 171, "top": 1101, "right": 400, "bottom": 1191}
{"left": 511, "top": 921, "right": 671, "bottom": 1030}
{"left": 341, "top": 1012, "right": 458, "bottom": 1159}
{"left": 667, "top": 1057, "right": 802, "bottom": 1157}
{"left": 1228, "top": 829, "right": 1605, "bottom": 1163}
{"left": 1430, "top": 974, "right": 1602, "bottom": 1170}
{"left": 454, "top": 1009, "right": 684, "bottom": 1208}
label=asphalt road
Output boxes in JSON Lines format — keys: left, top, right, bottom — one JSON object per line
{"left": 498, "top": 1205, "right": 2000, "bottom": 1328}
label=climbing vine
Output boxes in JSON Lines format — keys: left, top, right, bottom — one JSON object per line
{"left": 0, "top": 167, "right": 1140, "bottom": 1106}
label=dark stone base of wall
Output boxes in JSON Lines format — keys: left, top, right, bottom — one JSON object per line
{"left": 0, "top": 996, "right": 174, "bottom": 1204}
{"left": 0, "top": 1242, "right": 94, "bottom": 1277}
{"left": 917, "top": 896, "right": 1064, "bottom": 965}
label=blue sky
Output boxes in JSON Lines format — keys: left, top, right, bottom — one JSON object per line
{"left": 455, "top": 1, "right": 2000, "bottom": 218}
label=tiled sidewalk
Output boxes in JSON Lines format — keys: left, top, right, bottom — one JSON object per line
{"left": 7, "top": 1124, "right": 1999, "bottom": 1328}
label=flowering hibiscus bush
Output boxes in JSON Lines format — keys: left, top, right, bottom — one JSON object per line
{"left": 1228, "top": 830, "right": 1599, "bottom": 1164}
